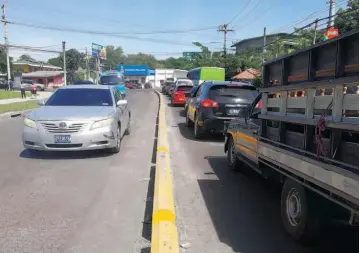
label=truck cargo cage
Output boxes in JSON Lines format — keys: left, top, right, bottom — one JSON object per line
{"left": 259, "top": 30, "right": 359, "bottom": 174}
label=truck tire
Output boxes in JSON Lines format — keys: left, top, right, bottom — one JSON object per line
{"left": 281, "top": 178, "right": 320, "bottom": 246}
{"left": 227, "top": 136, "right": 242, "bottom": 171}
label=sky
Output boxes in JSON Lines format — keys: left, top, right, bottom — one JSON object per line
{"left": 0, "top": 0, "right": 349, "bottom": 62}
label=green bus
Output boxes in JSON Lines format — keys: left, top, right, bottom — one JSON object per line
{"left": 187, "top": 67, "right": 225, "bottom": 86}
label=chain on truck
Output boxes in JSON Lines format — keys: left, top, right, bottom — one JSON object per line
{"left": 224, "top": 30, "right": 359, "bottom": 245}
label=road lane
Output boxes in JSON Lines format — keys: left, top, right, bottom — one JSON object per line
{"left": 164, "top": 95, "right": 358, "bottom": 253}
{"left": 0, "top": 89, "right": 158, "bottom": 253}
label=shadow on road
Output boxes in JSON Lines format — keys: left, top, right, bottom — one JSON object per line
{"left": 179, "top": 109, "right": 186, "bottom": 118}
{"left": 177, "top": 123, "right": 224, "bottom": 143}
{"left": 198, "top": 156, "right": 358, "bottom": 253}
{"left": 19, "top": 149, "right": 113, "bottom": 160}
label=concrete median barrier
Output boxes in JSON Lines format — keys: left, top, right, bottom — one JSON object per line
{"left": 151, "top": 91, "right": 179, "bottom": 253}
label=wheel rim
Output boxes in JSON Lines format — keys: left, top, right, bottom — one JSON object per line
{"left": 286, "top": 188, "right": 301, "bottom": 227}
{"left": 230, "top": 140, "right": 236, "bottom": 164}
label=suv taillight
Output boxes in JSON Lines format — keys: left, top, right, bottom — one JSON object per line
{"left": 201, "top": 98, "right": 219, "bottom": 108}
{"left": 256, "top": 100, "right": 262, "bottom": 108}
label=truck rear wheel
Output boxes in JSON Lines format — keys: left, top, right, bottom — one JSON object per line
{"left": 227, "top": 136, "right": 242, "bottom": 171}
{"left": 281, "top": 178, "right": 320, "bottom": 246}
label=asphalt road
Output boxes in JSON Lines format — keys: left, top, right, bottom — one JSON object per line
{"left": 0, "top": 89, "right": 157, "bottom": 253}
{"left": 164, "top": 95, "right": 358, "bottom": 253}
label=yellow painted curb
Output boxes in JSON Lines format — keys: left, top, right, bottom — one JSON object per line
{"left": 151, "top": 90, "right": 179, "bottom": 253}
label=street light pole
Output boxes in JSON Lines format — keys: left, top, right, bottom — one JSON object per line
{"left": 62, "top": 41, "right": 66, "bottom": 85}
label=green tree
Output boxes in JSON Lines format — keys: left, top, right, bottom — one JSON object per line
{"left": 125, "top": 53, "right": 159, "bottom": 68}
{"left": 104, "top": 46, "right": 126, "bottom": 70}
{"left": 335, "top": 0, "right": 359, "bottom": 33}
{"left": 19, "top": 54, "right": 37, "bottom": 62}
{"left": 48, "top": 57, "right": 62, "bottom": 67}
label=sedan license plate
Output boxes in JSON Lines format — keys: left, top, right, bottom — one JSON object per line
{"left": 54, "top": 135, "right": 71, "bottom": 144}
{"left": 228, "top": 108, "right": 240, "bottom": 115}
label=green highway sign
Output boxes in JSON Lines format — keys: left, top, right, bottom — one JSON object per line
{"left": 183, "top": 52, "right": 201, "bottom": 59}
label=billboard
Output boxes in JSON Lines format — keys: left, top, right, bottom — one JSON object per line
{"left": 116, "top": 65, "right": 149, "bottom": 76}
{"left": 148, "top": 69, "right": 155, "bottom": 76}
{"left": 323, "top": 27, "right": 339, "bottom": 41}
{"left": 92, "top": 43, "right": 107, "bottom": 59}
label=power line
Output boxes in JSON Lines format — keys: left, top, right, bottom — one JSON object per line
{"left": 228, "top": 0, "right": 253, "bottom": 25}
{"left": 3, "top": 19, "right": 199, "bottom": 47}
{"left": 263, "top": 8, "right": 359, "bottom": 50}
{"left": 271, "top": 0, "right": 348, "bottom": 33}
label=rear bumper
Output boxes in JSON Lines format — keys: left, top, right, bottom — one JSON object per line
{"left": 173, "top": 98, "right": 186, "bottom": 105}
{"left": 202, "top": 118, "right": 234, "bottom": 134}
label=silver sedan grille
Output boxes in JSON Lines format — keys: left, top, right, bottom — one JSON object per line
{"left": 41, "top": 122, "right": 87, "bottom": 133}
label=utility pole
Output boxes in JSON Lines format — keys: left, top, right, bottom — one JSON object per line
{"left": 1, "top": 0, "right": 11, "bottom": 85}
{"left": 62, "top": 41, "right": 66, "bottom": 85}
{"left": 327, "top": 0, "right": 336, "bottom": 27}
{"left": 85, "top": 47, "right": 89, "bottom": 80}
{"left": 218, "top": 24, "right": 235, "bottom": 73}
{"left": 262, "top": 27, "right": 267, "bottom": 63}
{"left": 313, "top": 19, "right": 319, "bottom": 44}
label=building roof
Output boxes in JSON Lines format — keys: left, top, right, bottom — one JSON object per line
{"left": 22, "top": 71, "right": 64, "bottom": 78}
{"left": 231, "top": 68, "right": 260, "bottom": 80}
{"left": 231, "top": 33, "right": 297, "bottom": 47}
{"left": 13, "top": 60, "right": 62, "bottom": 70}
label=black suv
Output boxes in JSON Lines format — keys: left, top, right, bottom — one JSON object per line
{"left": 185, "top": 81, "right": 258, "bottom": 139}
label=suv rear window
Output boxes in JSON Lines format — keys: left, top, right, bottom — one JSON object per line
{"left": 209, "top": 85, "right": 258, "bottom": 100}
{"left": 176, "top": 85, "right": 193, "bottom": 91}
{"left": 177, "top": 80, "right": 192, "bottom": 85}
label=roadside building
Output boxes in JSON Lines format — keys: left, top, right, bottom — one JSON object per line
{"left": 13, "top": 59, "right": 62, "bottom": 73}
{"left": 21, "top": 71, "right": 65, "bottom": 88}
{"left": 116, "top": 65, "right": 188, "bottom": 88}
{"left": 231, "top": 68, "right": 260, "bottom": 82}
{"left": 231, "top": 33, "right": 298, "bottom": 55}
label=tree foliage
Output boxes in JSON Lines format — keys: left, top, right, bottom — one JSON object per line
{"left": 335, "top": 0, "right": 359, "bottom": 33}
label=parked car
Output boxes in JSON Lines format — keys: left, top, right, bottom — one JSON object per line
{"left": 170, "top": 85, "right": 193, "bottom": 106}
{"left": 72, "top": 80, "right": 94, "bottom": 85}
{"left": 0, "top": 78, "right": 7, "bottom": 90}
{"left": 144, "top": 82, "right": 152, "bottom": 89}
{"left": 185, "top": 81, "right": 258, "bottom": 139}
{"left": 135, "top": 83, "right": 142, "bottom": 89}
{"left": 125, "top": 81, "right": 135, "bottom": 89}
{"left": 15, "top": 79, "right": 46, "bottom": 91}
{"left": 22, "top": 85, "right": 131, "bottom": 154}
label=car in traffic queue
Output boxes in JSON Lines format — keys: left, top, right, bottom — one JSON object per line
{"left": 184, "top": 85, "right": 200, "bottom": 114}
{"left": 144, "top": 82, "right": 152, "bottom": 89}
{"left": 72, "top": 80, "right": 95, "bottom": 85}
{"left": 99, "top": 71, "right": 126, "bottom": 97}
{"left": 170, "top": 84, "right": 193, "bottom": 106}
{"left": 185, "top": 81, "right": 258, "bottom": 139}
{"left": 161, "top": 82, "right": 173, "bottom": 94}
{"left": 22, "top": 85, "right": 131, "bottom": 154}
{"left": 167, "top": 83, "right": 176, "bottom": 96}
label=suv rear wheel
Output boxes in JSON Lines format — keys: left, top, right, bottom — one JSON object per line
{"left": 193, "top": 115, "right": 205, "bottom": 139}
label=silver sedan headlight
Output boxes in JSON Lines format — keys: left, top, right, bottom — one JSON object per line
{"left": 91, "top": 118, "right": 114, "bottom": 130}
{"left": 24, "top": 118, "right": 37, "bottom": 129}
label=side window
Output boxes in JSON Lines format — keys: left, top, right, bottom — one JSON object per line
{"left": 249, "top": 94, "right": 262, "bottom": 118}
{"left": 195, "top": 85, "right": 203, "bottom": 97}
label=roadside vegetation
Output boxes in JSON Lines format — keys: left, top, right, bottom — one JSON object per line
{"left": 0, "top": 100, "right": 38, "bottom": 114}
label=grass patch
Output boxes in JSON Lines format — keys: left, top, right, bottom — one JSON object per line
{"left": 0, "top": 100, "right": 39, "bottom": 114}
{"left": 0, "top": 90, "right": 31, "bottom": 100}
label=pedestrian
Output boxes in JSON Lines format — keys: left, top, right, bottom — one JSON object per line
{"left": 9, "top": 79, "right": 14, "bottom": 91}
{"left": 31, "top": 82, "right": 37, "bottom": 99}
{"left": 20, "top": 81, "right": 26, "bottom": 99}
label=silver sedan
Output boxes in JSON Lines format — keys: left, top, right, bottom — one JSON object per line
{"left": 22, "top": 85, "right": 131, "bottom": 153}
